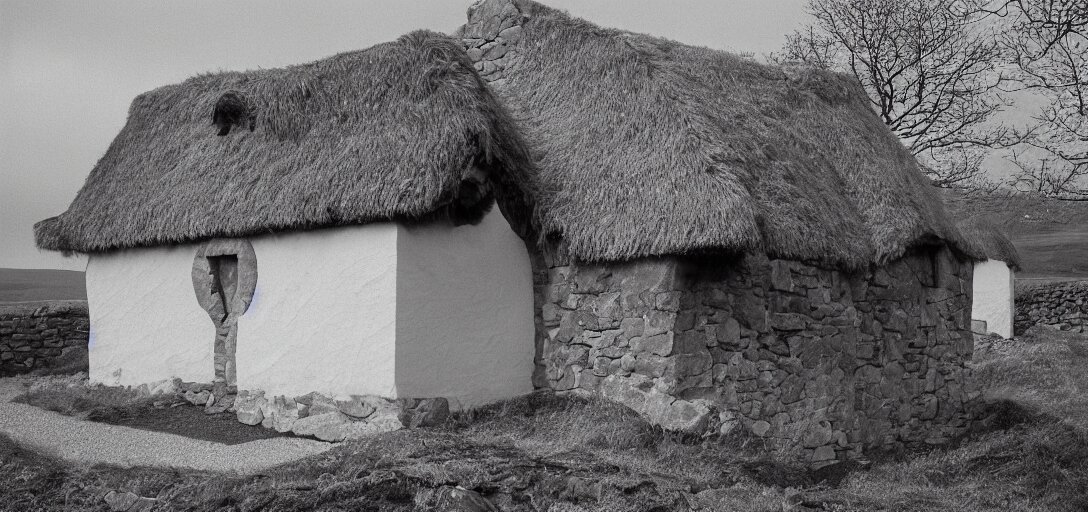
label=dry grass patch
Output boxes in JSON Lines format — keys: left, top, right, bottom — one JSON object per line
{"left": 975, "top": 327, "right": 1088, "bottom": 427}
{"left": 12, "top": 373, "right": 152, "bottom": 420}
{"left": 12, "top": 375, "right": 286, "bottom": 444}
{"left": 3, "top": 328, "right": 1088, "bottom": 510}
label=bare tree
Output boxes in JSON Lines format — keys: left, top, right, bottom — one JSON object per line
{"left": 988, "top": 1, "right": 1088, "bottom": 198}
{"left": 778, "top": 0, "right": 1014, "bottom": 186}
{"left": 1007, "top": 146, "right": 1088, "bottom": 198}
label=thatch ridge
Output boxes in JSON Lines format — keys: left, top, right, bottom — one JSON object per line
{"left": 956, "top": 218, "right": 1022, "bottom": 270}
{"left": 466, "top": 0, "right": 976, "bottom": 269}
{"left": 35, "top": 30, "right": 531, "bottom": 254}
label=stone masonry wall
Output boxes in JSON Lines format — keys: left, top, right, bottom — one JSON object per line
{"left": 531, "top": 245, "right": 978, "bottom": 465}
{"left": 1014, "top": 281, "right": 1088, "bottom": 335}
{"left": 0, "top": 301, "right": 89, "bottom": 376}
{"left": 466, "top": 0, "right": 979, "bottom": 464}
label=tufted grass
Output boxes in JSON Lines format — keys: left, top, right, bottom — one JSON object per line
{"left": 797, "top": 327, "right": 1088, "bottom": 512}
{"left": 12, "top": 373, "right": 155, "bottom": 421}
{"left": 2, "top": 327, "right": 1088, "bottom": 510}
{"left": 974, "top": 327, "right": 1088, "bottom": 435}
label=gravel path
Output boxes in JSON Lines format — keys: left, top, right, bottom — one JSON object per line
{"left": 0, "top": 377, "right": 333, "bottom": 474}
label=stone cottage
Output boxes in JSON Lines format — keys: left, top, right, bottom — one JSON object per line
{"left": 463, "top": 0, "right": 986, "bottom": 462}
{"left": 958, "top": 218, "right": 1021, "bottom": 338}
{"left": 34, "top": 31, "right": 536, "bottom": 411}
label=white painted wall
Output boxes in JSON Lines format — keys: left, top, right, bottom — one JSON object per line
{"left": 238, "top": 224, "right": 399, "bottom": 399}
{"left": 86, "top": 247, "right": 214, "bottom": 386}
{"left": 395, "top": 208, "right": 535, "bottom": 410}
{"left": 972, "top": 259, "right": 1015, "bottom": 338}
{"left": 84, "top": 210, "right": 534, "bottom": 409}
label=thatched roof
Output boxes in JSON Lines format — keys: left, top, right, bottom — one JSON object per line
{"left": 463, "top": 0, "right": 977, "bottom": 269}
{"left": 35, "top": 30, "right": 530, "bottom": 254}
{"left": 957, "top": 218, "right": 1022, "bottom": 270}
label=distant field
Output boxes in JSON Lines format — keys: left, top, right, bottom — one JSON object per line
{"left": 942, "top": 189, "right": 1088, "bottom": 280}
{"left": 0, "top": 268, "right": 86, "bottom": 302}
{"left": 1014, "top": 228, "right": 1088, "bottom": 280}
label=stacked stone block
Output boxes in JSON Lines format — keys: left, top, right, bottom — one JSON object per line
{"left": 462, "top": 0, "right": 526, "bottom": 87}
{"left": 464, "top": 0, "right": 980, "bottom": 464}
{"left": 531, "top": 245, "right": 978, "bottom": 464}
{"left": 0, "top": 301, "right": 89, "bottom": 376}
{"left": 1014, "top": 281, "right": 1088, "bottom": 334}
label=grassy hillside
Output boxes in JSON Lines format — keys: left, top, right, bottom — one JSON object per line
{"left": 0, "top": 268, "right": 86, "bottom": 302}
{"left": 941, "top": 189, "right": 1088, "bottom": 280}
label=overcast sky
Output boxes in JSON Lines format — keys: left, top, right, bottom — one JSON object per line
{"left": 0, "top": 0, "right": 808, "bottom": 270}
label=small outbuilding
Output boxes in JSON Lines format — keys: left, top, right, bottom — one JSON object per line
{"left": 34, "top": 31, "right": 535, "bottom": 410}
{"left": 958, "top": 218, "right": 1021, "bottom": 338}
{"left": 464, "top": 0, "right": 985, "bottom": 460}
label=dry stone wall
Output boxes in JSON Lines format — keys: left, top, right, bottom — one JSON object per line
{"left": 531, "top": 245, "right": 978, "bottom": 465}
{"left": 1014, "top": 281, "right": 1088, "bottom": 334}
{"left": 0, "top": 301, "right": 89, "bottom": 376}
{"left": 465, "top": 0, "right": 979, "bottom": 464}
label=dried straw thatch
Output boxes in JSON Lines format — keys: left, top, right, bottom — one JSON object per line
{"left": 956, "top": 218, "right": 1022, "bottom": 270}
{"left": 35, "top": 30, "right": 530, "bottom": 254}
{"left": 465, "top": 0, "right": 976, "bottom": 269}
